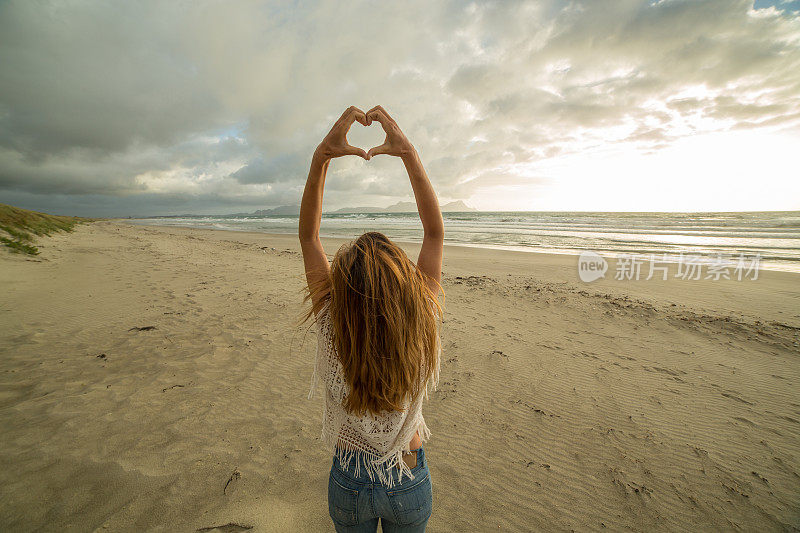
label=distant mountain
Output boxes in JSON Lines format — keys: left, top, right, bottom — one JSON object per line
{"left": 251, "top": 205, "right": 301, "bottom": 216}
{"left": 248, "top": 200, "right": 476, "bottom": 216}
{"left": 333, "top": 200, "right": 477, "bottom": 214}
{"left": 332, "top": 206, "right": 386, "bottom": 214}
{"left": 440, "top": 200, "right": 477, "bottom": 212}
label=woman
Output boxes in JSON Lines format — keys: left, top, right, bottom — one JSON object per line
{"left": 300, "top": 105, "right": 444, "bottom": 532}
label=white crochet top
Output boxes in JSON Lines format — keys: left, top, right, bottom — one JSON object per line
{"left": 308, "top": 299, "right": 441, "bottom": 488}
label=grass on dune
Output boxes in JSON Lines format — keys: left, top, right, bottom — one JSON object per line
{"left": 0, "top": 203, "right": 97, "bottom": 256}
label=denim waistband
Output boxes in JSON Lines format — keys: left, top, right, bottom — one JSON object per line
{"left": 333, "top": 445, "right": 426, "bottom": 484}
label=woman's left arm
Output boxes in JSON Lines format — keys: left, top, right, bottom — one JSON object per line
{"left": 299, "top": 106, "right": 368, "bottom": 310}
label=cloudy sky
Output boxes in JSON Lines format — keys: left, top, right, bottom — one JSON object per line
{"left": 1, "top": 0, "right": 799, "bottom": 217}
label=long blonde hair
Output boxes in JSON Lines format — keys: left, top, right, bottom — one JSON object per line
{"left": 303, "top": 232, "right": 443, "bottom": 416}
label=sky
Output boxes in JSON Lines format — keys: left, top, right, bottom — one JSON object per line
{"left": 0, "top": 0, "right": 799, "bottom": 217}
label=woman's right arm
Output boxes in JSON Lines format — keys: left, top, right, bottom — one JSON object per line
{"left": 366, "top": 106, "right": 443, "bottom": 293}
{"left": 402, "top": 148, "right": 444, "bottom": 294}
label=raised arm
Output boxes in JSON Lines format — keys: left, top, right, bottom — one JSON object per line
{"left": 366, "top": 106, "right": 444, "bottom": 294}
{"left": 299, "top": 106, "right": 369, "bottom": 311}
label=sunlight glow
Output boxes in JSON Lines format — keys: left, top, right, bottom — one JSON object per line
{"left": 470, "top": 128, "right": 800, "bottom": 212}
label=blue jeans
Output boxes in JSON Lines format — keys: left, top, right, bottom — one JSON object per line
{"left": 328, "top": 446, "right": 432, "bottom": 532}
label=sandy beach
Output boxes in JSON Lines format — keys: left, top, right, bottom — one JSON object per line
{"left": 1, "top": 220, "right": 798, "bottom": 532}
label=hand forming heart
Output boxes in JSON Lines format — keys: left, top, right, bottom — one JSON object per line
{"left": 315, "top": 105, "right": 415, "bottom": 162}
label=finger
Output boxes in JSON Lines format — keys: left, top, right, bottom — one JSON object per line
{"left": 346, "top": 106, "right": 367, "bottom": 126}
{"left": 366, "top": 105, "right": 386, "bottom": 121}
{"left": 336, "top": 105, "right": 357, "bottom": 123}
{"left": 343, "top": 144, "right": 369, "bottom": 160}
{"left": 354, "top": 108, "right": 368, "bottom": 127}
{"left": 366, "top": 108, "right": 393, "bottom": 134}
{"left": 335, "top": 106, "right": 364, "bottom": 129}
{"left": 367, "top": 142, "right": 392, "bottom": 159}
{"left": 367, "top": 105, "right": 396, "bottom": 125}
{"left": 331, "top": 108, "right": 350, "bottom": 131}
{"left": 332, "top": 107, "right": 367, "bottom": 139}
{"left": 342, "top": 106, "right": 363, "bottom": 127}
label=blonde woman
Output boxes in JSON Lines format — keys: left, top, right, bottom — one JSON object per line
{"left": 301, "top": 106, "right": 444, "bottom": 532}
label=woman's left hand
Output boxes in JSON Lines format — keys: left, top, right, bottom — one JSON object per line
{"left": 315, "top": 106, "right": 370, "bottom": 161}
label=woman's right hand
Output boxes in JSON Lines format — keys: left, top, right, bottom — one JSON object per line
{"left": 366, "top": 105, "right": 416, "bottom": 159}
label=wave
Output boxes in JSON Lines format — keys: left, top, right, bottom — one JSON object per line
{"left": 127, "top": 211, "right": 800, "bottom": 272}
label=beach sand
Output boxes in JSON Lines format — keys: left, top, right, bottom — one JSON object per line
{"left": 1, "top": 220, "right": 798, "bottom": 532}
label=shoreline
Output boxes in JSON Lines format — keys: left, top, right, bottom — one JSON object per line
{"left": 115, "top": 218, "right": 800, "bottom": 274}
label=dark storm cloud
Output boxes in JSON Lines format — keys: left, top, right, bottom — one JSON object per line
{"left": 0, "top": 2, "right": 232, "bottom": 158}
{"left": 231, "top": 152, "right": 309, "bottom": 185}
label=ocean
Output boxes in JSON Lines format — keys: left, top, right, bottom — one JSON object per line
{"left": 126, "top": 211, "right": 800, "bottom": 273}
